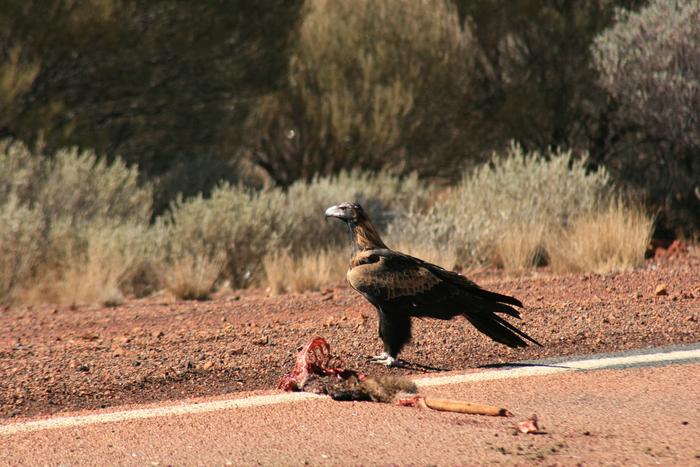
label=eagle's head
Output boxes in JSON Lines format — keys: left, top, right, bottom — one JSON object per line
{"left": 325, "top": 202, "right": 386, "bottom": 250}
{"left": 324, "top": 202, "right": 367, "bottom": 224}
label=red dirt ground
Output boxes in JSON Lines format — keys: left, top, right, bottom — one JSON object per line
{"left": 1, "top": 248, "right": 699, "bottom": 420}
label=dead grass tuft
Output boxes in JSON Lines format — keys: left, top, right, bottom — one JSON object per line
{"left": 15, "top": 222, "right": 146, "bottom": 306}
{"left": 490, "top": 223, "right": 548, "bottom": 274}
{"left": 264, "top": 248, "right": 347, "bottom": 295}
{"left": 547, "top": 199, "right": 654, "bottom": 274}
{"left": 165, "top": 255, "right": 224, "bottom": 301}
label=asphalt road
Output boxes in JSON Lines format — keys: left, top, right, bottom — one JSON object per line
{"left": 2, "top": 344, "right": 699, "bottom": 465}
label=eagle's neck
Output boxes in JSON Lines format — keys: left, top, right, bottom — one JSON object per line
{"left": 348, "top": 218, "right": 387, "bottom": 253}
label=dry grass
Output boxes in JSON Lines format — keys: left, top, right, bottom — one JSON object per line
{"left": 165, "top": 255, "right": 225, "bottom": 301}
{"left": 264, "top": 248, "right": 347, "bottom": 294}
{"left": 387, "top": 143, "right": 611, "bottom": 267}
{"left": 15, "top": 223, "right": 147, "bottom": 306}
{"left": 547, "top": 199, "right": 654, "bottom": 274}
{"left": 0, "top": 141, "right": 154, "bottom": 305}
{"left": 490, "top": 223, "right": 547, "bottom": 274}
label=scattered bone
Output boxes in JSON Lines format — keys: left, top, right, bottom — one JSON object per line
{"left": 516, "top": 414, "right": 546, "bottom": 434}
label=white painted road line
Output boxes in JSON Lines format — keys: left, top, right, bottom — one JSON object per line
{"left": 0, "top": 392, "right": 322, "bottom": 437}
{"left": 2, "top": 347, "right": 699, "bottom": 436}
{"left": 413, "top": 348, "right": 700, "bottom": 388}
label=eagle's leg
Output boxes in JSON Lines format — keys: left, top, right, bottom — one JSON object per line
{"left": 371, "top": 311, "right": 411, "bottom": 367}
{"left": 369, "top": 309, "right": 390, "bottom": 362}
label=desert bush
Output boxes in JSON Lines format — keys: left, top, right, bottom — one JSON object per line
{"left": 0, "top": 194, "right": 43, "bottom": 300}
{"left": 388, "top": 143, "right": 612, "bottom": 269}
{"left": 164, "top": 254, "right": 225, "bottom": 301}
{"left": 0, "top": 140, "right": 43, "bottom": 203}
{"left": 282, "top": 170, "right": 426, "bottom": 254}
{"left": 245, "top": 0, "right": 474, "bottom": 185}
{"left": 162, "top": 170, "right": 425, "bottom": 292}
{"left": 593, "top": 0, "right": 700, "bottom": 232}
{"left": 594, "top": 0, "right": 700, "bottom": 153}
{"left": 490, "top": 222, "right": 548, "bottom": 273}
{"left": 547, "top": 198, "right": 653, "bottom": 274}
{"left": 0, "top": 140, "right": 154, "bottom": 304}
{"left": 390, "top": 240, "right": 459, "bottom": 273}
{"left": 17, "top": 221, "right": 152, "bottom": 306}
{"left": 159, "top": 184, "right": 288, "bottom": 290}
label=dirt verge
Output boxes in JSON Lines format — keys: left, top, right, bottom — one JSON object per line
{"left": 2, "top": 248, "right": 698, "bottom": 419}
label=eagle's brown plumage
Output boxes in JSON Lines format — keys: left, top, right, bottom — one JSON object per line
{"left": 325, "top": 202, "right": 542, "bottom": 366}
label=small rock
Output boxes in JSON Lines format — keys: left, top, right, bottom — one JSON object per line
{"left": 76, "top": 364, "right": 90, "bottom": 372}
{"left": 254, "top": 336, "right": 269, "bottom": 346}
{"left": 151, "top": 330, "right": 164, "bottom": 339}
{"left": 655, "top": 284, "right": 668, "bottom": 296}
{"left": 202, "top": 360, "right": 214, "bottom": 371}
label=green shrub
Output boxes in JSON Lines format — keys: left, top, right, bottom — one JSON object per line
{"left": 282, "top": 170, "right": 425, "bottom": 254}
{"left": 593, "top": 0, "right": 700, "bottom": 232}
{"left": 244, "top": 0, "right": 474, "bottom": 185}
{"left": 388, "top": 143, "right": 611, "bottom": 267}
{"left": 159, "top": 184, "right": 287, "bottom": 289}
{"left": 0, "top": 194, "right": 43, "bottom": 300}
{"left": 161, "top": 170, "right": 426, "bottom": 291}
{"left": 0, "top": 140, "right": 153, "bottom": 304}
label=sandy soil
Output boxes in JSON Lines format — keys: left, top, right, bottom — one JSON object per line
{"left": 1, "top": 248, "right": 698, "bottom": 420}
{"left": 4, "top": 364, "right": 699, "bottom": 466}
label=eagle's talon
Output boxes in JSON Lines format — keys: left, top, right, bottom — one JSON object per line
{"left": 369, "top": 352, "right": 390, "bottom": 361}
{"left": 370, "top": 355, "right": 404, "bottom": 367}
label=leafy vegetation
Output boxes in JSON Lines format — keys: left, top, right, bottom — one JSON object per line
{"left": 244, "top": 0, "right": 474, "bottom": 185}
{"left": 0, "top": 1, "right": 691, "bottom": 303}
{"left": 388, "top": 144, "right": 611, "bottom": 266}
{"left": 593, "top": 0, "right": 700, "bottom": 233}
{"left": 0, "top": 141, "right": 153, "bottom": 304}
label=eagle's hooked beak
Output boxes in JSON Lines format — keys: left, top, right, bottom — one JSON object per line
{"left": 325, "top": 204, "right": 344, "bottom": 219}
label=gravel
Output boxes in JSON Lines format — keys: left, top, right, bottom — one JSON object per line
{"left": 1, "top": 248, "right": 698, "bottom": 420}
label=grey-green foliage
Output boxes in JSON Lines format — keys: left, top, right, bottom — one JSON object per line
{"left": 245, "top": 0, "right": 474, "bottom": 185}
{"left": 594, "top": 0, "right": 700, "bottom": 150}
{"left": 1, "top": 0, "right": 304, "bottom": 177}
{"left": 161, "top": 170, "right": 426, "bottom": 288}
{"left": 592, "top": 0, "right": 700, "bottom": 232}
{"left": 283, "top": 170, "right": 425, "bottom": 254}
{"left": 158, "top": 185, "right": 288, "bottom": 289}
{"left": 454, "top": 0, "right": 645, "bottom": 153}
{"left": 0, "top": 140, "right": 153, "bottom": 301}
{"left": 0, "top": 194, "right": 43, "bottom": 298}
{"left": 388, "top": 143, "right": 611, "bottom": 264}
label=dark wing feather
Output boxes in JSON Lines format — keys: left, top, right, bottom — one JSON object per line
{"left": 347, "top": 249, "right": 541, "bottom": 348}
